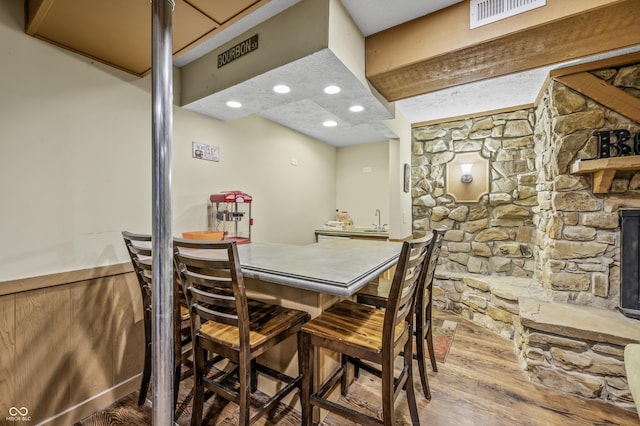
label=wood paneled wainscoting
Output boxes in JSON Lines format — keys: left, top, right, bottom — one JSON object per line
{"left": 0, "top": 263, "right": 144, "bottom": 425}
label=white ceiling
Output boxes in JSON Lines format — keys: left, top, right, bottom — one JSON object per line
{"left": 176, "top": 0, "right": 639, "bottom": 146}
{"left": 341, "top": 0, "right": 465, "bottom": 37}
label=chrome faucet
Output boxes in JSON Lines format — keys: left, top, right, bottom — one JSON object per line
{"left": 375, "top": 209, "right": 381, "bottom": 230}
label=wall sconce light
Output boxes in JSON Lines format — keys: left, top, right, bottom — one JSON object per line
{"left": 445, "top": 152, "right": 490, "bottom": 203}
{"left": 460, "top": 163, "right": 473, "bottom": 183}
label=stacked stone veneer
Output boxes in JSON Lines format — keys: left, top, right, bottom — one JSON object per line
{"left": 413, "top": 62, "right": 640, "bottom": 411}
{"left": 412, "top": 110, "right": 538, "bottom": 278}
{"left": 514, "top": 299, "right": 639, "bottom": 410}
{"left": 534, "top": 68, "right": 640, "bottom": 311}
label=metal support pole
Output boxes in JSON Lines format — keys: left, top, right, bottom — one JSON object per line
{"left": 151, "top": 0, "right": 174, "bottom": 425}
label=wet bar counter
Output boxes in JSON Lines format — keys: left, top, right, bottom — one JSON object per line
{"left": 314, "top": 227, "right": 389, "bottom": 242}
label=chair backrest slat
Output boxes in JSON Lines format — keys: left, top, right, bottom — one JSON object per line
{"left": 122, "top": 231, "right": 154, "bottom": 307}
{"left": 189, "top": 286, "right": 239, "bottom": 326}
{"left": 415, "top": 228, "right": 446, "bottom": 325}
{"left": 184, "top": 271, "right": 237, "bottom": 312}
{"left": 173, "top": 238, "right": 250, "bottom": 344}
{"left": 383, "top": 234, "right": 434, "bottom": 349}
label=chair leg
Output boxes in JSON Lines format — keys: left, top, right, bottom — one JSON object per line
{"left": 174, "top": 359, "right": 181, "bottom": 411}
{"left": 301, "top": 332, "right": 313, "bottom": 426}
{"left": 404, "top": 334, "right": 420, "bottom": 426}
{"left": 415, "top": 323, "right": 431, "bottom": 400}
{"left": 191, "top": 344, "right": 205, "bottom": 426}
{"left": 381, "top": 356, "right": 396, "bottom": 426}
{"left": 426, "top": 320, "right": 438, "bottom": 372}
{"left": 139, "top": 308, "right": 152, "bottom": 407}
{"left": 174, "top": 325, "right": 182, "bottom": 412}
{"left": 239, "top": 352, "right": 251, "bottom": 426}
{"left": 340, "top": 354, "right": 350, "bottom": 396}
{"left": 138, "top": 340, "right": 152, "bottom": 406}
{"left": 250, "top": 359, "right": 258, "bottom": 393}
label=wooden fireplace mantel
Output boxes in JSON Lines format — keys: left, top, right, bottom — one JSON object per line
{"left": 571, "top": 156, "right": 640, "bottom": 193}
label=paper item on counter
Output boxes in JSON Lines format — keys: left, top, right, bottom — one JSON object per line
{"left": 324, "top": 221, "right": 345, "bottom": 229}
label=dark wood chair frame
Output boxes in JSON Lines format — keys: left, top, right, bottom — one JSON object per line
{"left": 121, "top": 231, "right": 192, "bottom": 410}
{"left": 300, "top": 235, "right": 433, "bottom": 426}
{"left": 355, "top": 227, "right": 446, "bottom": 399}
{"left": 173, "top": 238, "right": 310, "bottom": 426}
{"left": 413, "top": 228, "right": 445, "bottom": 397}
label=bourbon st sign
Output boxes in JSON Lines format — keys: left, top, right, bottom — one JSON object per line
{"left": 595, "top": 129, "right": 640, "bottom": 158}
{"left": 217, "top": 34, "right": 259, "bottom": 68}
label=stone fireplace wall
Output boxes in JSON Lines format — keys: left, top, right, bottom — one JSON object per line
{"left": 412, "top": 62, "right": 640, "bottom": 311}
{"left": 534, "top": 65, "right": 640, "bottom": 311}
{"left": 411, "top": 61, "right": 640, "bottom": 412}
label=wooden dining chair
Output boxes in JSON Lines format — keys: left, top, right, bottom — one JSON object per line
{"left": 172, "top": 238, "right": 310, "bottom": 426}
{"left": 122, "top": 231, "right": 192, "bottom": 408}
{"left": 355, "top": 227, "right": 445, "bottom": 399}
{"left": 300, "top": 235, "right": 432, "bottom": 426}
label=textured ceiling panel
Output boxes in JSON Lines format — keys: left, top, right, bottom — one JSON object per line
{"left": 183, "top": 49, "right": 396, "bottom": 146}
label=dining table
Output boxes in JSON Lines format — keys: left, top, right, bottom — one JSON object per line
{"left": 236, "top": 238, "right": 402, "bottom": 297}
{"left": 229, "top": 237, "right": 402, "bottom": 416}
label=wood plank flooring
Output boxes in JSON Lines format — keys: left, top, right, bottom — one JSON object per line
{"left": 77, "top": 310, "right": 639, "bottom": 425}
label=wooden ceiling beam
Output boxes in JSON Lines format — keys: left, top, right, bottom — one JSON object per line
{"left": 366, "top": 0, "right": 640, "bottom": 102}
{"left": 555, "top": 72, "right": 640, "bottom": 124}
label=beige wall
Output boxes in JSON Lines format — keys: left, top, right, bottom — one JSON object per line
{"left": 384, "top": 107, "right": 413, "bottom": 240}
{"left": 0, "top": 1, "right": 336, "bottom": 281}
{"left": 336, "top": 141, "right": 390, "bottom": 228}
{"left": 333, "top": 110, "right": 412, "bottom": 238}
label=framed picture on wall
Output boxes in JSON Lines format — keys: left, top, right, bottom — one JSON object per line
{"left": 404, "top": 163, "right": 410, "bottom": 193}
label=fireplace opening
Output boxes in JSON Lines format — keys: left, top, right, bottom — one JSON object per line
{"left": 620, "top": 209, "right": 640, "bottom": 319}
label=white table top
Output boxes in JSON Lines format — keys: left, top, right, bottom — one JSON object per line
{"left": 236, "top": 239, "right": 402, "bottom": 296}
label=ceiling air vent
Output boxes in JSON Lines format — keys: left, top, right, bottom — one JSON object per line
{"left": 470, "top": 0, "right": 546, "bottom": 29}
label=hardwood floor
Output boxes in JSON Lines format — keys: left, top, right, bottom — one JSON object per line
{"left": 78, "top": 310, "right": 639, "bottom": 425}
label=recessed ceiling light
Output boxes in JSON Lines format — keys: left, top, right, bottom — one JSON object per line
{"left": 273, "top": 84, "right": 290, "bottom": 94}
{"left": 350, "top": 105, "right": 364, "bottom": 112}
{"left": 226, "top": 101, "right": 242, "bottom": 108}
{"left": 323, "top": 120, "right": 338, "bottom": 127}
{"left": 324, "top": 85, "right": 341, "bottom": 95}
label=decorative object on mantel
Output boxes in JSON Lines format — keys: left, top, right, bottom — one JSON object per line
{"left": 570, "top": 129, "right": 640, "bottom": 193}
{"left": 593, "top": 129, "right": 639, "bottom": 159}
{"left": 445, "top": 152, "right": 490, "bottom": 203}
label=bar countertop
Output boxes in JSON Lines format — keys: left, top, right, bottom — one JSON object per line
{"left": 236, "top": 239, "right": 401, "bottom": 297}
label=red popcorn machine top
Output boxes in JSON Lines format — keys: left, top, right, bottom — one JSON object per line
{"left": 209, "top": 190, "right": 253, "bottom": 244}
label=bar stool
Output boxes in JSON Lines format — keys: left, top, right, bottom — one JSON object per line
{"left": 355, "top": 227, "right": 445, "bottom": 399}
{"left": 173, "top": 238, "right": 310, "bottom": 426}
{"left": 300, "top": 235, "right": 432, "bottom": 426}
{"left": 121, "top": 231, "right": 192, "bottom": 409}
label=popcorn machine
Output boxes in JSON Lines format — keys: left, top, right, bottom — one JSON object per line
{"left": 209, "top": 191, "right": 253, "bottom": 244}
